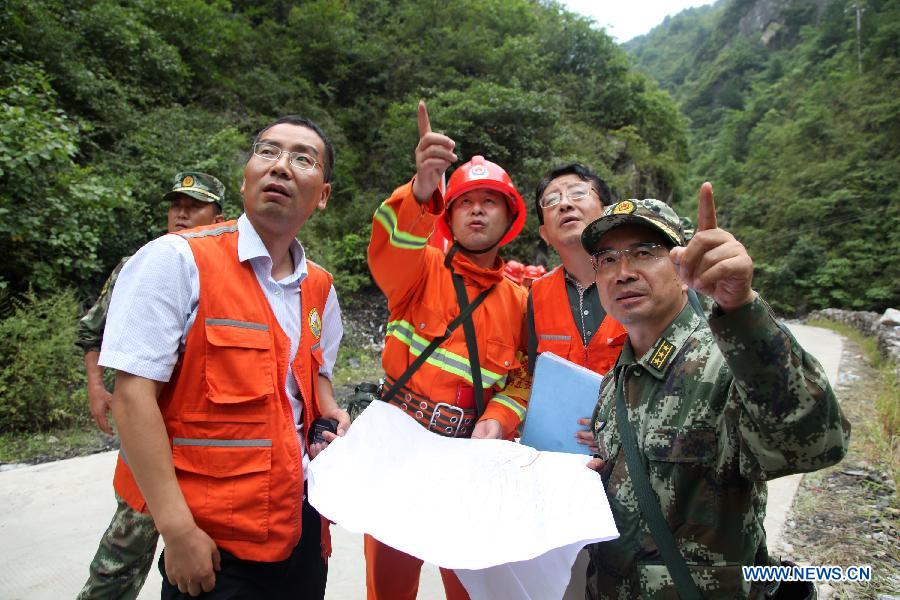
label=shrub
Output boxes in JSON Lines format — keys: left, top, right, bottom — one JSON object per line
{"left": 0, "top": 289, "right": 87, "bottom": 432}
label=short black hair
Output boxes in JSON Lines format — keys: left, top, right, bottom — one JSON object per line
{"left": 212, "top": 202, "right": 223, "bottom": 216}
{"left": 534, "top": 163, "right": 612, "bottom": 225}
{"left": 253, "top": 115, "right": 335, "bottom": 183}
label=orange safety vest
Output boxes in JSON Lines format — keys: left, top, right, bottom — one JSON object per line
{"left": 112, "top": 221, "right": 332, "bottom": 562}
{"left": 530, "top": 266, "right": 626, "bottom": 375}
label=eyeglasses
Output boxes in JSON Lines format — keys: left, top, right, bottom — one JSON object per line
{"left": 540, "top": 185, "right": 594, "bottom": 209}
{"left": 591, "top": 243, "right": 668, "bottom": 272}
{"left": 252, "top": 142, "right": 322, "bottom": 172}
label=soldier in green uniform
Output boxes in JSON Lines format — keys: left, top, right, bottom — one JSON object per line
{"left": 76, "top": 171, "right": 225, "bottom": 600}
{"left": 580, "top": 187, "right": 849, "bottom": 599}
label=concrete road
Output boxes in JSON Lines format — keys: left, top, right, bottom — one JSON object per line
{"left": 0, "top": 323, "right": 842, "bottom": 600}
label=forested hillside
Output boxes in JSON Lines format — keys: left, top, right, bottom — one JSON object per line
{"left": 1, "top": 0, "right": 687, "bottom": 301}
{"left": 627, "top": 0, "right": 900, "bottom": 314}
{"left": 0, "top": 0, "right": 687, "bottom": 432}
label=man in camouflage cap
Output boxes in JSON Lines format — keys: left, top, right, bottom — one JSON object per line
{"left": 76, "top": 171, "right": 224, "bottom": 600}
{"left": 579, "top": 185, "right": 849, "bottom": 598}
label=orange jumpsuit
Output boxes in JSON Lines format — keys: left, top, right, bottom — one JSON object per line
{"left": 366, "top": 180, "right": 530, "bottom": 600}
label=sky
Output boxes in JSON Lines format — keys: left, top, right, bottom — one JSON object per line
{"left": 561, "top": 1, "right": 716, "bottom": 43}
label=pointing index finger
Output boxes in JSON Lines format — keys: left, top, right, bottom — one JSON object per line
{"left": 697, "top": 181, "right": 718, "bottom": 231}
{"left": 417, "top": 100, "right": 431, "bottom": 139}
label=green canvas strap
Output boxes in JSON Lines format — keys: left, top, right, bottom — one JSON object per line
{"left": 614, "top": 372, "right": 703, "bottom": 600}
{"left": 446, "top": 246, "right": 489, "bottom": 418}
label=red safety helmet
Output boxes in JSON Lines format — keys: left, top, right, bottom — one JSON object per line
{"left": 504, "top": 260, "right": 525, "bottom": 284}
{"left": 436, "top": 156, "right": 526, "bottom": 248}
{"left": 523, "top": 264, "right": 547, "bottom": 279}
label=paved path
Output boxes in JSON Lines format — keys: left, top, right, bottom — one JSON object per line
{"left": 0, "top": 324, "right": 842, "bottom": 600}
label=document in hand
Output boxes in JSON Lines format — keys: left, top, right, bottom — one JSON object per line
{"left": 520, "top": 351, "right": 605, "bottom": 455}
{"left": 307, "top": 401, "right": 619, "bottom": 599}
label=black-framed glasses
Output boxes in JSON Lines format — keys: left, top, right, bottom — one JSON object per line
{"left": 252, "top": 142, "right": 322, "bottom": 172}
{"left": 540, "top": 185, "right": 595, "bottom": 209}
{"left": 591, "top": 243, "right": 668, "bottom": 272}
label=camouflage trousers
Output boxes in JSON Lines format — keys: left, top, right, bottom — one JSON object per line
{"left": 77, "top": 494, "right": 159, "bottom": 600}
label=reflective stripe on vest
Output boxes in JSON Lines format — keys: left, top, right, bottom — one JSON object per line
{"left": 172, "top": 438, "right": 273, "bottom": 447}
{"left": 205, "top": 318, "right": 269, "bottom": 331}
{"left": 374, "top": 201, "right": 428, "bottom": 249}
{"left": 386, "top": 319, "right": 506, "bottom": 388}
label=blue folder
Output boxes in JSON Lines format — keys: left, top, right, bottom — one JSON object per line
{"left": 520, "top": 351, "right": 605, "bottom": 455}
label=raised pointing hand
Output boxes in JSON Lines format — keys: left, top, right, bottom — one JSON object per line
{"left": 412, "top": 100, "right": 457, "bottom": 203}
{"left": 669, "top": 182, "right": 756, "bottom": 312}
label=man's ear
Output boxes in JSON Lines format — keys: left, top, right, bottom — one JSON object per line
{"left": 215, "top": 214, "right": 225, "bottom": 223}
{"left": 538, "top": 224, "right": 549, "bottom": 246}
{"left": 239, "top": 177, "right": 245, "bottom": 195}
{"left": 317, "top": 183, "right": 332, "bottom": 210}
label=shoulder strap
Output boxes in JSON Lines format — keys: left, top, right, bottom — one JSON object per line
{"left": 449, "top": 268, "right": 487, "bottom": 417}
{"left": 614, "top": 373, "right": 703, "bottom": 600}
{"left": 687, "top": 289, "right": 708, "bottom": 323}
{"left": 526, "top": 290, "right": 537, "bottom": 375}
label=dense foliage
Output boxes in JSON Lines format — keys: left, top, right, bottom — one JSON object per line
{"left": 627, "top": 0, "right": 900, "bottom": 314}
{"left": 1, "top": 0, "right": 687, "bottom": 300}
{"left": 0, "top": 290, "right": 86, "bottom": 432}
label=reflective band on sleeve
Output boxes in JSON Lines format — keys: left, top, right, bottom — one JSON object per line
{"left": 539, "top": 334, "right": 571, "bottom": 341}
{"left": 311, "top": 342, "right": 321, "bottom": 352}
{"left": 205, "top": 318, "right": 269, "bottom": 331}
{"left": 172, "top": 438, "right": 273, "bottom": 447}
{"left": 374, "top": 202, "right": 428, "bottom": 249}
{"left": 386, "top": 320, "right": 505, "bottom": 387}
{"left": 491, "top": 392, "right": 527, "bottom": 420}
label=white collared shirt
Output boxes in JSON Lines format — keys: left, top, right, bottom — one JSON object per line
{"left": 99, "top": 214, "right": 343, "bottom": 446}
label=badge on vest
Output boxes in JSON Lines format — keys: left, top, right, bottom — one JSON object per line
{"left": 308, "top": 308, "right": 322, "bottom": 339}
{"left": 649, "top": 339, "right": 675, "bottom": 370}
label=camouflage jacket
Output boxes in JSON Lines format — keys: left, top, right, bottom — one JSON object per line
{"left": 587, "top": 297, "right": 849, "bottom": 599}
{"left": 75, "top": 256, "right": 131, "bottom": 353}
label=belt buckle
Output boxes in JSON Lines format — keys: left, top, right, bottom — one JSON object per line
{"left": 430, "top": 402, "right": 465, "bottom": 437}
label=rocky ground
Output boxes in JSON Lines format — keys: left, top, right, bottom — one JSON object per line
{"left": 778, "top": 336, "right": 899, "bottom": 598}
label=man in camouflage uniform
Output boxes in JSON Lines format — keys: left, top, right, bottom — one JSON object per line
{"left": 580, "top": 187, "right": 849, "bottom": 598}
{"left": 76, "top": 171, "right": 224, "bottom": 600}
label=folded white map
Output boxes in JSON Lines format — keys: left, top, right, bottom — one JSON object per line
{"left": 308, "top": 400, "right": 619, "bottom": 599}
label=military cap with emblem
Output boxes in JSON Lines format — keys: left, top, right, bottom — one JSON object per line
{"left": 581, "top": 198, "right": 685, "bottom": 255}
{"left": 162, "top": 171, "right": 226, "bottom": 207}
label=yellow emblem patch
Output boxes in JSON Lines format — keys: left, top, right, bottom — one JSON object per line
{"left": 308, "top": 308, "right": 322, "bottom": 339}
{"left": 613, "top": 200, "right": 636, "bottom": 215}
{"left": 649, "top": 339, "right": 675, "bottom": 370}
{"left": 182, "top": 175, "right": 194, "bottom": 188}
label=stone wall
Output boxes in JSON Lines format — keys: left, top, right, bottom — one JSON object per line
{"left": 806, "top": 309, "right": 900, "bottom": 372}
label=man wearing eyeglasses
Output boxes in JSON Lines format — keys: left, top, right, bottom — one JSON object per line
{"left": 529, "top": 164, "right": 627, "bottom": 379}
{"left": 580, "top": 191, "right": 849, "bottom": 598}
{"left": 96, "top": 116, "right": 348, "bottom": 599}
{"left": 77, "top": 171, "right": 225, "bottom": 600}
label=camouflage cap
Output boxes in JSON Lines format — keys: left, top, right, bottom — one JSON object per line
{"left": 162, "top": 172, "right": 225, "bottom": 206}
{"left": 581, "top": 199, "right": 685, "bottom": 255}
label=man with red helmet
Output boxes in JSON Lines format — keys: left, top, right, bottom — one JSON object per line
{"left": 521, "top": 264, "right": 546, "bottom": 288}
{"left": 366, "top": 101, "right": 531, "bottom": 600}
{"left": 504, "top": 259, "right": 525, "bottom": 285}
